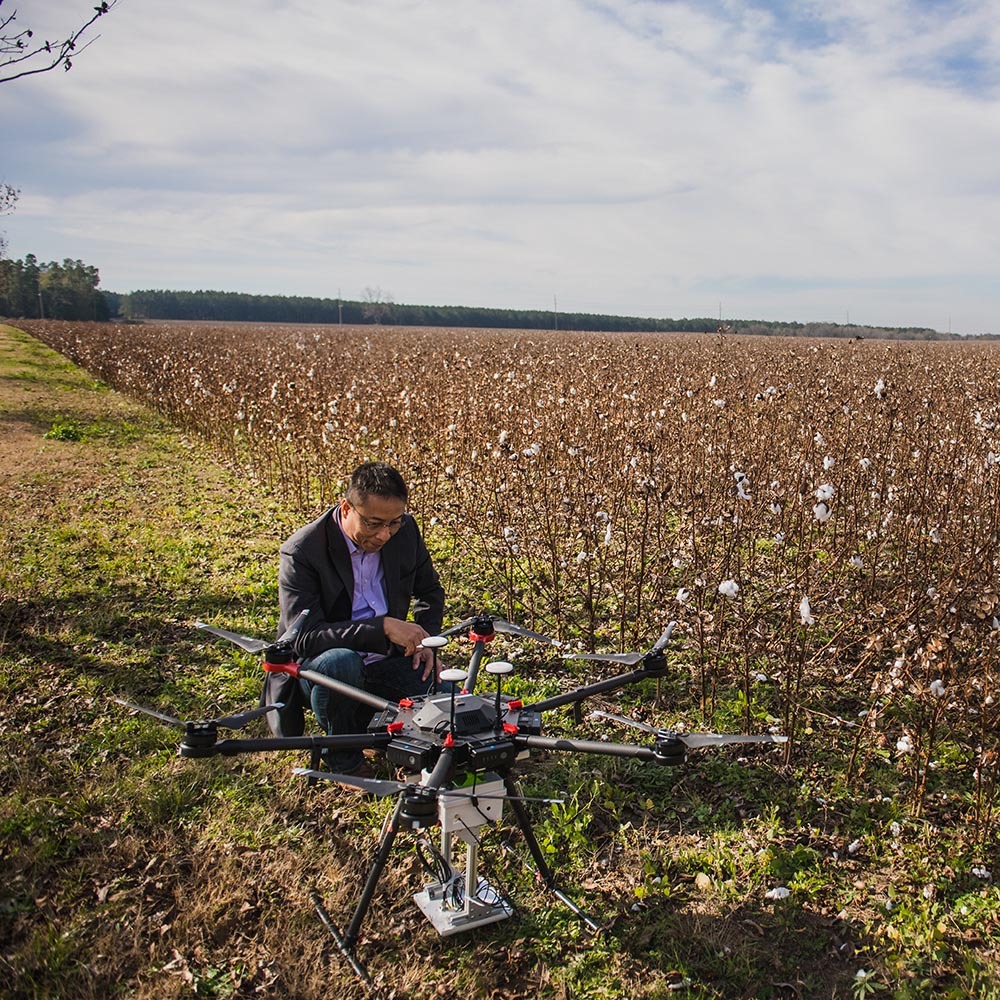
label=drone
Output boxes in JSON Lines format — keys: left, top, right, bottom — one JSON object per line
{"left": 118, "top": 610, "right": 787, "bottom": 991}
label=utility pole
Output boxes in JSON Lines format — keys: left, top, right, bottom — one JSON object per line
{"left": 553, "top": 294, "right": 558, "bottom": 331}
{"left": 338, "top": 288, "right": 342, "bottom": 324}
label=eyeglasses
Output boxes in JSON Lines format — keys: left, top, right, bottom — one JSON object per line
{"left": 351, "top": 508, "right": 406, "bottom": 532}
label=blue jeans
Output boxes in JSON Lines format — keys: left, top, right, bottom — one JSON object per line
{"left": 299, "top": 648, "right": 438, "bottom": 771}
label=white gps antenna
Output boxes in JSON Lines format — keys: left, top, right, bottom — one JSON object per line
{"left": 420, "top": 635, "right": 448, "bottom": 693}
{"left": 484, "top": 660, "right": 514, "bottom": 728}
{"left": 439, "top": 668, "right": 469, "bottom": 735}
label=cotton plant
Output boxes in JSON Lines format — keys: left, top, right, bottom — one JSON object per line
{"left": 732, "top": 470, "right": 752, "bottom": 501}
{"left": 799, "top": 595, "right": 816, "bottom": 626}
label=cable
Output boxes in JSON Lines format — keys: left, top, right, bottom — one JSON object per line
{"left": 415, "top": 837, "right": 450, "bottom": 884}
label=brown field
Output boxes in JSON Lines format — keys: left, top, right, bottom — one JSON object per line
{"left": 6, "top": 320, "right": 1000, "bottom": 997}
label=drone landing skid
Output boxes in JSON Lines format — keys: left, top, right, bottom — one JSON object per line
{"left": 312, "top": 768, "right": 599, "bottom": 987}
{"left": 414, "top": 774, "right": 512, "bottom": 935}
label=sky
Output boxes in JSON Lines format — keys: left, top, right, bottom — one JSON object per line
{"left": 2, "top": 0, "right": 1000, "bottom": 333}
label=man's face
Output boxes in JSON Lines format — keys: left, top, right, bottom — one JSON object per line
{"left": 340, "top": 494, "right": 406, "bottom": 553}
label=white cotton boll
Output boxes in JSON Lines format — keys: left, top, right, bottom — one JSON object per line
{"left": 823, "top": 456, "right": 836, "bottom": 470}
{"left": 813, "top": 502, "right": 832, "bottom": 523}
{"left": 896, "top": 733, "right": 914, "bottom": 754}
{"left": 503, "top": 526, "right": 516, "bottom": 541}
{"left": 676, "top": 587, "right": 691, "bottom": 604}
{"left": 764, "top": 886, "right": 791, "bottom": 900}
{"left": 736, "top": 479, "right": 751, "bottom": 501}
{"left": 930, "top": 679, "right": 946, "bottom": 698}
{"left": 713, "top": 398, "right": 726, "bottom": 408}
{"left": 815, "top": 483, "right": 835, "bottom": 502}
{"left": 718, "top": 579, "right": 739, "bottom": 599}
{"left": 848, "top": 839, "right": 861, "bottom": 855}
{"left": 849, "top": 555, "right": 864, "bottom": 569}
{"left": 860, "top": 457, "right": 872, "bottom": 471}
{"left": 774, "top": 532, "right": 786, "bottom": 544}
{"left": 874, "top": 378, "right": 886, "bottom": 398}
{"left": 603, "top": 523, "right": 613, "bottom": 546}
{"left": 799, "top": 596, "right": 816, "bottom": 626}
{"left": 770, "top": 502, "right": 782, "bottom": 515}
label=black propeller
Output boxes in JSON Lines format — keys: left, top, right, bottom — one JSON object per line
{"left": 588, "top": 709, "right": 787, "bottom": 748}
{"left": 440, "top": 613, "right": 560, "bottom": 646}
{"left": 293, "top": 768, "right": 565, "bottom": 803}
{"left": 563, "top": 622, "right": 677, "bottom": 666}
{"left": 196, "top": 608, "right": 310, "bottom": 662}
{"left": 114, "top": 697, "right": 282, "bottom": 732}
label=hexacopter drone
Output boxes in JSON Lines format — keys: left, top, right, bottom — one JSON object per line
{"left": 119, "top": 610, "right": 786, "bottom": 990}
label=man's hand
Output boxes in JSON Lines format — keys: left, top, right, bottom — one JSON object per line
{"left": 383, "top": 616, "right": 429, "bottom": 658}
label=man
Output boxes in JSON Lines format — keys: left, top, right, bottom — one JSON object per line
{"left": 266, "top": 462, "right": 445, "bottom": 777}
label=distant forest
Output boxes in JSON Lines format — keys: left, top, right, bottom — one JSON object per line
{"left": 0, "top": 257, "right": 985, "bottom": 339}
{"left": 113, "top": 287, "right": 960, "bottom": 340}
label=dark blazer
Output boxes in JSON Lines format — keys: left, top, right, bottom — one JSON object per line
{"left": 277, "top": 505, "right": 445, "bottom": 660}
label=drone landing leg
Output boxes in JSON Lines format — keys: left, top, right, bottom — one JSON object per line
{"left": 314, "top": 797, "right": 405, "bottom": 986}
{"left": 311, "top": 890, "right": 373, "bottom": 989}
{"left": 502, "top": 774, "right": 602, "bottom": 934}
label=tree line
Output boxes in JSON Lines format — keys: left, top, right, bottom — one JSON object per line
{"left": 119, "top": 287, "right": 722, "bottom": 333}
{"left": 0, "top": 265, "right": 976, "bottom": 340}
{"left": 0, "top": 255, "right": 111, "bottom": 321}
{"left": 118, "top": 288, "right": 960, "bottom": 339}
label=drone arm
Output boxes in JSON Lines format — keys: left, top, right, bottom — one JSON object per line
{"left": 465, "top": 640, "right": 487, "bottom": 693}
{"left": 513, "top": 733, "right": 662, "bottom": 763}
{"left": 180, "top": 731, "right": 395, "bottom": 758}
{"left": 297, "top": 667, "right": 394, "bottom": 711}
{"left": 524, "top": 667, "right": 657, "bottom": 713}
{"left": 263, "top": 659, "right": 394, "bottom": 712}
{"left": 422, "top": 745, "right": 455, "bottom": 791}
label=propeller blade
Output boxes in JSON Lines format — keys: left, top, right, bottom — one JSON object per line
{"left": 588, "top": 709, "right": 660, "bottom": 734}
{"left": 293, "top": 768, "right": 409, "bottom": 796}
{"left": 678, "top": 733, "right": 788, "bottom": 749}
{"left": 563, "top": 651, "right": 645, "bottom": 665}
{"left": 440, "top": 790, "right": 566, "bottom": 805}
{"left": 564, "top": 623, "right": 676, "bottom": 666}
{"left": 113, "top": 697, "right": 186, "bottom": 729}
{"left": 213, "top": 704, "right": 284, "bottom": 730}
{"left": 440, "top": 616, "right": 479, "bottom": 637}
{"left": 590, "top": 711, "right": 788, "bottom": 748}
{"left": 649, "top": 621, "right": 677, "bottom": 654}
{"left": 278, "top": 608, "right": 310, "bottom": 643}
{"left": 195, "top": 621, "right": 269, "bottom": 653}
{"left": 492, "top": 619, "right": 559, "bottom": 644}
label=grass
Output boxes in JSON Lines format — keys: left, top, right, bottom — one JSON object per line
{"left": 1, "top": 323, "right": 998, "bottom": 998}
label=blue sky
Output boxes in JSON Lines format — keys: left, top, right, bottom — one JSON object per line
{"left": 2, "top": 0, "right": 999, "bottom": 333}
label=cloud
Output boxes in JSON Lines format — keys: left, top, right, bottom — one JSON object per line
{"left": 3, "top": 0, "right": 1000, "bottom": 331}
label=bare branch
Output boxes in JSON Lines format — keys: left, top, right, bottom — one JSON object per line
{"left": 0, "top": 1, "right": 119, "bottom": 84}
